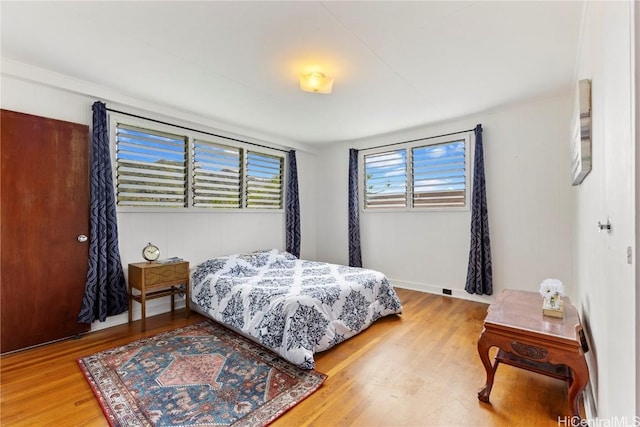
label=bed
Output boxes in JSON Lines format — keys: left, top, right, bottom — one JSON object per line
{"left": 190, "top": 249, "right": 403, "bottom": 369}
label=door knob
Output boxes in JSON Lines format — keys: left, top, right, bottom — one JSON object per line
{"left": 77, "top": 234, "right": 88, "bottom": 242}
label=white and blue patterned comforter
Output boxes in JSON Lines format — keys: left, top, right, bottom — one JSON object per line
{"left": 190, "top": 249, "right": 403, "bottom": 369}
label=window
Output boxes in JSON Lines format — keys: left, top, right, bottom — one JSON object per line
{"left": 193, "top": 140, "right": 241, "bottom": 208}
{"left": 412, "top": 141, "right": 466, "bottom": 208}
{"left": 114, "top": 121, "right": 284, "bottom": 210}
{"left": 115, "top": 124, "right": 188, "bottom": 207}
{"left": 246, "top": 151, "right": 284, "bottom": 209}
{"left": 363, "top": 149, "right": 407, "bottom": 208}
{"left": 363, "top": 136, "right": 469, "bottom": 210}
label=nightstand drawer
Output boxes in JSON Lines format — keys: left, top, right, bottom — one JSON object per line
{"left": 144, "top": 263, "right": 189, "bottom": 285}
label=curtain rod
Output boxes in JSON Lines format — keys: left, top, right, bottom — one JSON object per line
{"left": 105, "top": 107, "right": 290, "bottom": 153}
{"left": 358, "top": 126, "right": 479, "bottom": 152}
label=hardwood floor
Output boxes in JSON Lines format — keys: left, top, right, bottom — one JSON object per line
{"left": 1, "top": 288, "right": 573, "bottom": 426}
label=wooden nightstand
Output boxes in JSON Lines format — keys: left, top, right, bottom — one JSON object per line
{"left": 128, "top": 261, "right": 190, "bottom": 331}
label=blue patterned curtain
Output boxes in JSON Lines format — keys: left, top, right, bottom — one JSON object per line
{"left": 465, "top": 124, "right": 493, "bottom": 295}
{"left": 285, "top": 150, "right": 301, "bottom": 258}
{"left": 77, "top": 101, "right": 128, "bottom": 323}
{"left": 348, "top": 148, "right": 363, "bottom": 267}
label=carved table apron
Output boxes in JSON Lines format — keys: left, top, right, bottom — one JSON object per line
{"left": 477, "top": 289, "right": 589, "bottom": 419}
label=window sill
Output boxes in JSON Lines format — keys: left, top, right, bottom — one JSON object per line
{"left": 116, "top": 207, "right": 284, "bottom": 214}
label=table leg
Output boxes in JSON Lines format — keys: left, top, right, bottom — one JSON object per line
{"left": 567, "top": 357, "right": 589, "bottom": 419}
{"left": 185, "top": 282, "right": 190, "bottom": 318}
{"left": 477, "top": 331, "right": 496, "bottom": 403}
{"left": 127, "top": 287, "right": 132, "bottom": 324}
{"left": 141, "top": 290, "right": 146, "bottom": 332}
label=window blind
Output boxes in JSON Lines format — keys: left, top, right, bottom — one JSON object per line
{"left": 364, "top": 149, "right": 408, "bottom": 208}
{"left": 193, "top": 140, "right": 242, "bottom": 208}
{"left": 245, "top": 151, "right": 283, "bottom": 209}
{"left": 113, "top": 119, "right": 285, "bottom": 211}
{"left": 412, "top": 140, "right": 466, "bottom": 208}
{"left": 115, "top": 124, "right": 187, "bottom": 207}
{"left": 362, "top": 138, "right": 468, "bottom": 210}
{"left": 412, "top": 141, "right": 466, "bottom": 207}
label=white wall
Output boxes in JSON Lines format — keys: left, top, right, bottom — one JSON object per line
{"left": 317, "top": 95, "right": 576, "bottom": 303}
{"left": 0, "top": 66, "right": 318, "bottom": 331}
{"left": 636, "top": 2, "right": 640, "bottom": 416}
{"left": 573, "top": 0, "right": 637, "bottom": 419}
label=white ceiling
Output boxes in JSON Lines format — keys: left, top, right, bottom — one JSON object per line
{"left": 1, "top": 1, "right": 584, "bottom": 146}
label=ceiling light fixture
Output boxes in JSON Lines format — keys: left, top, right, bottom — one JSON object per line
{"left": 299, "top": 71, "right": 334, "bottom": 94}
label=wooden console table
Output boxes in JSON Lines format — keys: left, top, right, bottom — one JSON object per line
{"left": 477, "top": 289, "right": 589, "bottom": 419}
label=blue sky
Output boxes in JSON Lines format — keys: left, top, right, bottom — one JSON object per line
{"left": 117, "top": 127, "right": 186, "bottom": 165}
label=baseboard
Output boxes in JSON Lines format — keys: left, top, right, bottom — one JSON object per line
{"left": 583, "top": 381, "right": 597, "bottom": 419}
{"left": 390, "top": 278, "right": 494, "bottom": 305}
{"left": 90, "top": 296, "right": 188, "bottom": 332}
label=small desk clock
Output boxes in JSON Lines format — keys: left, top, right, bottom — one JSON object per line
{"left": 142, "top": 242, "right": 160, "bottom": 262}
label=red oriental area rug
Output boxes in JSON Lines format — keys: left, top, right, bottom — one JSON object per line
{"left": 78, "top": 321, "right": 326, "bottom": 427}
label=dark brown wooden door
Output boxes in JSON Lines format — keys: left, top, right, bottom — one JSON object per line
{"left": 1, "top": 109, "right": 91, "bottom": 353}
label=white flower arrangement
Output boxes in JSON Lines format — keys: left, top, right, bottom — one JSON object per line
{"left": 539, "top": 279, "right": 565, "bottom": 315}
{"left": 539, "top": 278, "right": 565, "bottom": 299}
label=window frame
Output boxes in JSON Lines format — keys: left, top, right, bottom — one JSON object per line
{"left": 360, "top": 132, "right": 472, "bottom": 213}
{"left": 109, "top": 112, "right": 286, "bottom": 213}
